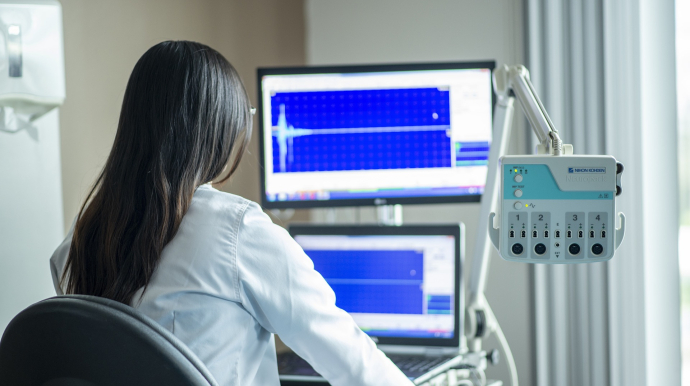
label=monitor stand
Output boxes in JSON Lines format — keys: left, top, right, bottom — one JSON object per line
{"left": 321, "top": 205, "right": 403, "bottom": 225}
{"left": 376, "top": 204, "right": 403, "bottom": 226}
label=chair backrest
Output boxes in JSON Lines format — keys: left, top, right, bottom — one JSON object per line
{"left": 0, "top": 295, "right": 218, "bottom": 386}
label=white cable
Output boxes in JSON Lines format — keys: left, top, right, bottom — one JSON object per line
{"left": 494, "top": 322, "right": 518, "bottom": 386}
{"left": 484, "top": 300, "right": 518, "bottom": 386}
{"left": 472, "top": 367, "right": 487, "bottom": 386}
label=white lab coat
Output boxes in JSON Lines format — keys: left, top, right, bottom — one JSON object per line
{"left": 50, "top": 184, "right": 413, "bottom": 386}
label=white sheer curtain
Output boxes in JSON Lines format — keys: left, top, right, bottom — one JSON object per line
{"left": 526, "top": 0, "right": 680, "bottom": 385}
{"left": 527, "top": 1, "right": 609, "bottom": 385}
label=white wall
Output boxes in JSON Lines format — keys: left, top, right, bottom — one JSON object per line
{"left": 0, "top": 110, "right": 64, "bottom": 332}
{"left": 0, "top": 0, "right": 308, "bottom": 337}
{"left": 59, "top": 0, "right": 309, "bottom": 232}
{"left": 305, "top": 1, "right": 533, "bottom": 384}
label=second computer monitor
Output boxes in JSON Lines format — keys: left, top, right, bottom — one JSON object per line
{"left": 289, "top": 224, "right": 463, "bottom": 348}
{"left": 257, "top": 61, "right": 495, "bottom": 209}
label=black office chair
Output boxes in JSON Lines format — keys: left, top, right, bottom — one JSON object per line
{"left": 0, "top": 295, "right": 218, "bottom": 386}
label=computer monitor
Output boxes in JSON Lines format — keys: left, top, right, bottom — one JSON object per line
{"left": 257, "top": 61, "right": 495, "bottom": 209}
{"left": 289, "top": 224, "right": 463, "bottom": 348}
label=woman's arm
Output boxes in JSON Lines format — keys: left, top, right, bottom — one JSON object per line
{"left": 236, "top": 203, "right": 413, "bottom": 386}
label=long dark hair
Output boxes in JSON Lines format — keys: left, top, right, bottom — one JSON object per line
{"left": 62, "top": 41, "right": 252, "bottom": 305}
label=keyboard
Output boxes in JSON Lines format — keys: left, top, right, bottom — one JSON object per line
{"left": 278, "top": 352, "right": 321, "bottom": 377}
{"left": 278, "top": 352, "right": 461, "bottom": 380}
{"left": 386, "top": 354, "right": 453, "bottom": 378}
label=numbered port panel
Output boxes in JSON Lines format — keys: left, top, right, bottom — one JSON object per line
{"left": 587, "top": 212, "right": 608, "bottom": 258}
{"left": 508, "top": 212, "right": 528, "bottom": 258}
{"left": 565, "top": 212, "right": 586, "bottom": 260}
{"left": 500, "top": 203, "right": 615, "bottom": 263}
{"left": 530, "top": 212, "right": 550, "bottom": 259}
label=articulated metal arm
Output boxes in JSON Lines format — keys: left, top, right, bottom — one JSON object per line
{"left": 466, "top": 65, "right": 571, "bottom": 353}
{"left": 493, "top": 65, "right": 567, "bottom": 155}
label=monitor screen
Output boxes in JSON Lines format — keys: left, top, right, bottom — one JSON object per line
{"left": 292, "top": 233, "right": 457, "bottom": 340}
{"left": 257, "top": 62, "right": 495, "bottom": 209}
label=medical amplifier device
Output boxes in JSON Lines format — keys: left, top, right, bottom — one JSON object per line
{"left": 489, "top": 154, "right": 625, "bottom": 263}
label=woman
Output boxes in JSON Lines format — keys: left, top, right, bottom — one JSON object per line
{"left": 49, "top": 41, "right": 413, "bottom": 386}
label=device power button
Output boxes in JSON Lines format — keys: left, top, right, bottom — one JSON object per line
{"left": 514, "top": 174, "right": 523, "bottom": 183}
{"left": 514, "top": 189, "right": 523, "bottom": 198}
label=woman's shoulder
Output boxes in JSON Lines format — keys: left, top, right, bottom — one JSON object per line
{"left": 194, "top": 184, "right": 251, "bottom": 206}
{"left": 189, "top": 185, "right": 295, "bottom": 263}
{"left": 192, "top": 185, "right": 295, "bottom": 245}
{"left": 190, "top": 185, "right": 268, "bottom": 229}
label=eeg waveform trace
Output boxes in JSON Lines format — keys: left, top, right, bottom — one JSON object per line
{"left": 305, "top": 248, "right": 425, "bottom": 315}
{"left": 270, "top": 87, "right": 452, "bottom": 173}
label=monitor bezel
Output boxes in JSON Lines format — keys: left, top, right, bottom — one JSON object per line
{"left": 256, "top": 61, "right": 497, "bottom": 209}
{"left": 287, "top": 223, "right": 464, "bottom": 348}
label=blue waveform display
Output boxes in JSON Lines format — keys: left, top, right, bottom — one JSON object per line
{"left": 455, "top": 141, "right": 491, "bottom": 166}
{"left": 427, "top": 295, "right": 452, "bottom": 314}
{"left": 270, "top": 88, "right": 452, "bottom": 173}
{"left": 305, "top": 249, "right": 424, "bottom": 315}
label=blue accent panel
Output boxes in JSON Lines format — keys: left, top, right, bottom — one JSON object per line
{"left": 427, "top": 302, "right": 451, "bottom": 310}
{"left": 456, "top": 160, "right": 488, "bottom": 166}
{"left": 269, "top": 88, "right": 452, "bottom": 173}
{"left": 455, "top": 141, "right": 490, "bottom": 162}
{"left": 427, "top": 295, "right": 452, "bottom": 304}
{"left": 504, "top": 164, "right": 614, "bottom": 200}
{"left": 304, "top": 249, "right": 424, "bottom": 315}
{"left": 426, "top": 295, "right": 452, "bottom": 312}
{"left": 427, "top": 309, "right": 452, "bottom": 315}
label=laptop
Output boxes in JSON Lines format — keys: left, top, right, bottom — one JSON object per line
{"left": 279, "top": 224, "right": 466, "bottom": 385}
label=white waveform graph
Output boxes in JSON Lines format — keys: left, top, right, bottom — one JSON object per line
{"left": 273, "top": 104, "right": 313, "bottom": 173}
{"left": 272, "top": 104, "right": 450, "bottom": 173}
